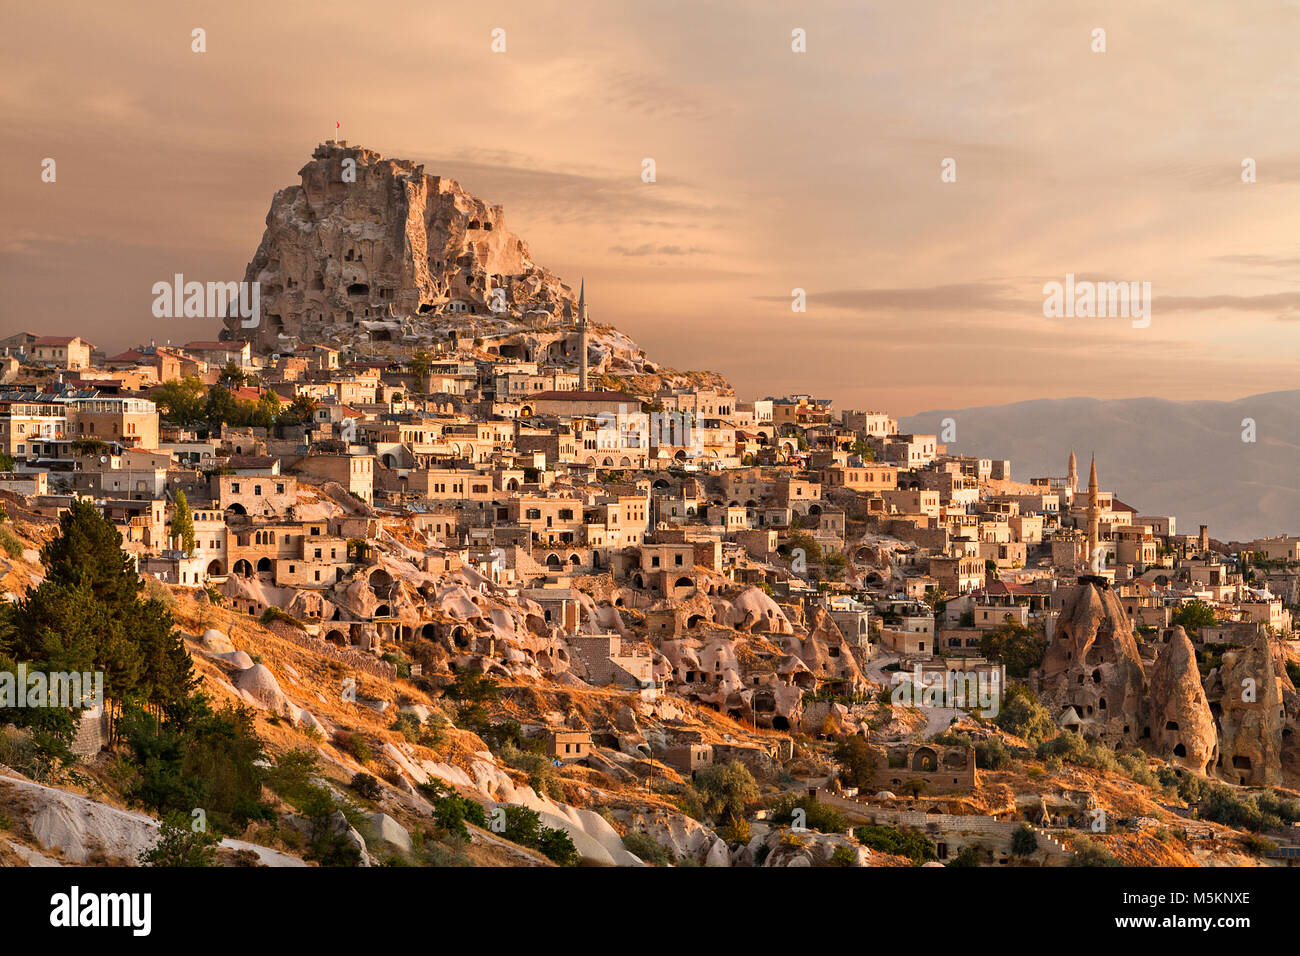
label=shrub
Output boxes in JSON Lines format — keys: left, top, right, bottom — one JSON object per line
{"left": 139, "top": 813, "right": 220, "bottom": 867}
{"left": 495, "top": 805, "right": 580, "bottom": 866}
{"left": 350, "top": 772, "right": 383, "bottom": 801}
{"left": 720, "top": 813, "right": 752, "bottom": 844}
{"left": 1068, "top": 835, "right": 1121, "bottom": 867}
{"left": 1243, "top": 833, "right": 1278, "bottom": 856}
{"left": 852, "top": 824, "right": 938, "bottom": 865}
{"left": 769, "top": 794, "right": 846, "bottom": 833}
{"left": 1011, "top": 823, "right": 1038, "bottom": 856}
{"left": 693, "top": 760, "right": 758, "bottom": 824}
{"left": 623, "top": 831, "right": 672, "bottom": 866}
{"left": 833, "top": 735, "right": 877, "bottom": 789}
{"left": 829, "top": 845, "right": 857, "bottom": 867}
{"left": 947, "top": 846, "right": 982, "bottom": 867}
{"left": 420, "top": 779, "right": 488, "bottom": 840}
{"left": 0, "top": 526, "right": 22, "bottom": 559}
{"left": 995, "top": 684, "right": 1055, "bottom": 743}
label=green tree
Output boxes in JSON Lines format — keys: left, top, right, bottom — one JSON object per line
{"left": 979, "top": 622, "right": 1048, "bottom": 678}
{"left": 693, "top": 760, "right": 758, "bottom": 824}
{"left": 171, "top": 490, "right": 196, "bottom": 555}
{"left": 203, "top": 384, "right": 240, "bottom": 428}
{"left": 408, "top": 350, "right": 434, "bottom": 389}
{"left": 248, "top": 390, "right": 281, "bottom": 429}
{"left": 770, "top": 794, "right": 846, "bottom": 833}
{"left": 833, "top": 735, "right": 877, "bottom": 790}
{"left": 217, "top": 362, "right": 247, "bottom": 389}
{"left": 150, "top": 377, "right": 206, "bottom": 425}
{"left": 994, "top": 683, "right": 1055, "bottom": 744}
{"left": 120, "top": 699, "right": 272, "bottom": 835}
{"left": 1170, "top": 599, "right": 1217, "bottom": 636}
{"left": 786, "top": 530, "right": 822, "bottom": 565}
{"left": 282, "top": 394, "right": 319, "bottom": 426}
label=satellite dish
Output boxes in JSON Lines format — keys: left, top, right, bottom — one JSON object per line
{"left": 99, "top": 456, "right": 108, "bottom": 464}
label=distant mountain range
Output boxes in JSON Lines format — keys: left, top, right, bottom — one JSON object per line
{"left": 900, "top": 391, "right": 1300, "bottom": 542}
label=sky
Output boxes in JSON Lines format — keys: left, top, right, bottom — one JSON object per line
{"left": 4, "top": 0, "right": 1300, "bottom": 415}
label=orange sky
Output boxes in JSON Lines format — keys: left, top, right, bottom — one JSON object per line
{"left": 4, "top": 1, "right": 1300, "bottom": 415}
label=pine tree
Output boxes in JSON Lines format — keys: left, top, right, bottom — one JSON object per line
{"left": 172, "top": 490, "right": 196, "bottom": 555}
{"left": 40, "top": 498, "right": 140, "bottom": 608}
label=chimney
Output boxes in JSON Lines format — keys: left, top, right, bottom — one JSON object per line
{"left": 1199, "top": 525, "right": 1209, "bottom": 553}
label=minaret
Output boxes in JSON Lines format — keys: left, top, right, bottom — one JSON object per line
{"left": 577, "top": 279, "right": 589, "bottom": 392}
{"left": 1086, "top": 454, "right": 1100, "bottom": 569}
{"left": 1067, "top": 450, "right": 1078, "bottom": 492}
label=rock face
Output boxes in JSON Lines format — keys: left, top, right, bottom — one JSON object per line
{"left": 1203, "top": 629, "right": 1284, "bottom": 786}
{"left": 1039, "top": 579, "right": 1145, "bottom": 746}
{"left": 226, "top": 142, "right": 578, "bottom": 352}
{"left": 1143, "top": 627, "right": 1217, "bottom": 775}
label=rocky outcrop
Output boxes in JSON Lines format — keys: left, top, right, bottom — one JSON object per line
{"left": 2, "top": 772, "right": 303, "bottom": 866}
{"left": 227, "top": 142, "right": 580, "bottom": 352}
{"left": 1039, "top": 579, "right": 1145, "bottom": 745}
{"left": 1204, "top": 629, "right": 1284, "bottom": 786}
{"left": 1143, "top": 627, "right": 1217, "bottom": 775}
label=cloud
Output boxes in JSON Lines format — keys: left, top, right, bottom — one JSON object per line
{"left": 755, "top": 281, "right": 1038, "bottom": 313}
{"left": 610, "top": 243, "right": 711, "bottom": 257}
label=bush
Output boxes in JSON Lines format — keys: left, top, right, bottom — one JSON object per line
{"left": 994, "top": 684, "right": 1055, "bottom": 743}
{"left": 350, "top": 772, "right": 383, "bottom": 801}
{"left": 1243, "top": 833, "right": 1278, "bottom": 856}
{"left": 829, "top": 845, "right": 857, "bottom": 867}
{"left": 623, "top": 831, "right": 672, "bottom": 866}
{"left": 419, "top": 779, "right": 488, "bottom": 840}
{"left": 139, "top": 813, "right": 220, "bottom": 867}
{"left": 770, "top": 794, "right": 847, "bottom": 833}
{"left": 119, "top": 699, "right": 273, "bottom": 836}
{"left": 0, "top": 526, "right": 22, "bottom": 559}
{"left": 979, "top": 623, "right": 1047, "bottom": 678}
{"left": 947, "top": 846, "right": 982, "bottom": 867}
{"left": 852, "top": 824, "right": 938, "bottom": 865}
{"left": 833, "top": 735, "right": 877, "bottom": 789}
{"left": 720, "top": 813, "right": 752, "bottom": 844}
{"left": 1011, "top": 823, "right": 1038, "bottom": 856}
{"left": 260, "top": 606, "right": 302, "bottom": 629}
{"left": 1068, "top": 835, "right": 1121, "bottom": 867}
{"left": 333, "top": 731, "right": 373, "bottom": 765}
{"left": 974, "top": 738, "right": 1011, "bottom": 770}
{"left": 499, "top": 741, "right": 562, "bottom": 800}
{"left": 693, "top": 760, "right": 758, "bottom": 824}
{"left": 494, "top": 805, "right": 579, "bottom": 866}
